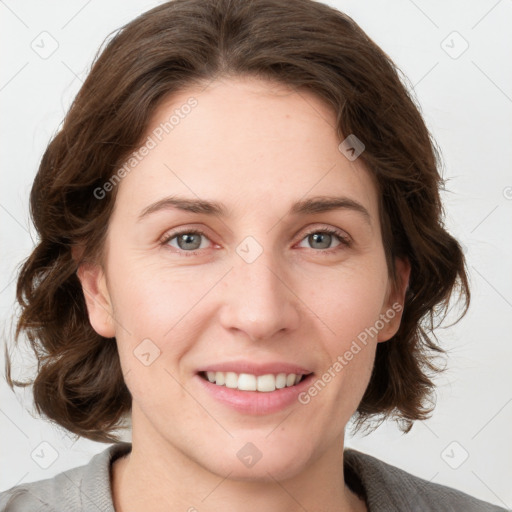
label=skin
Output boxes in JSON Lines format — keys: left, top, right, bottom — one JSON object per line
{"left": 78, "top": 76, "right": 410, "bottom": 512}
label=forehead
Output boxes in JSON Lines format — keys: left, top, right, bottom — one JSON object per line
{"left": 112, "top": 76, "right": 379, "bottom": 224}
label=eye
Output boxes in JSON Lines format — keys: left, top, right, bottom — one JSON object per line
{"left": 297, "top": 227, "right": 351, "bottom": 252}
{"left": 161, "top": 229, "right": 211, "bottom": 254}
{"left": 160, "top": 226, "right": 351, "bottom": 256}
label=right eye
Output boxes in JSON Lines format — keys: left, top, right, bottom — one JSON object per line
{"left": 161, "top": 229, "right": 213, "bottom": 255}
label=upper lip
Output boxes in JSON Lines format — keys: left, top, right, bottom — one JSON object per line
{"left": 196, "top": 360, "right": 314, "bottom": 376}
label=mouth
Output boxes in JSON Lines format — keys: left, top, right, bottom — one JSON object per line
{"left": 198, "top": 370, "right": 314, "bottom": 392}
{"left": 194, "top": 361, "right": 316, "bottom": 414}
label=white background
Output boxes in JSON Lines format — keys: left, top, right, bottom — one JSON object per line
{"left": 1, "top": 0, "right": 511, "bottom": 508}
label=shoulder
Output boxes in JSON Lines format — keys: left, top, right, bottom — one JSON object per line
{"left": 0, "top": 442, "right": 131, "bottom": 512}
{"left": 344, "top": 448, "right": 508, "bottom": 512}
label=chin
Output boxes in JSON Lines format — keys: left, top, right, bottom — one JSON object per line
{"left": 214, "top": 456, "right": 308, "bottom": 483}
{"left": 196, "top": 438, "right": 314, "bottom": 482}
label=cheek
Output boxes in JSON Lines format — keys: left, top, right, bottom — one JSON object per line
{"left": 108, "top": 268, "right": 197, "bottom": 409}
{"left": 307, "top": 263, "right": 388, "bottom": 345}
{"left": 302, "top": 262, "right": 386, "bottom": 407}
{"left": 108, "top": 256, "right": 214, "bottom": 339}
{"left": 106, "top": 259, "right": 224, "bottom": 399}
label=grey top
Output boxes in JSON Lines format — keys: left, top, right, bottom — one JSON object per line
{"left": 0, "top": 442, "right": 507, "bottom": 511}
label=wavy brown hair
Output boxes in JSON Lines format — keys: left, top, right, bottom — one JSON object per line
{"left": 5, "top": 0, "right": 470, "bottom": 443}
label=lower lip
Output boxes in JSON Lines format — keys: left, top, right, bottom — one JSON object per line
{"left": 195, "top": 373, "right": 315, "bottom": 415}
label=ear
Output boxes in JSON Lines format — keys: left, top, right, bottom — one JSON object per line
{"left": 377, "top": 257, "right": 411, "bottom": 343}
{"left": 76, "top": 261, "right": 116, "bottom": 338}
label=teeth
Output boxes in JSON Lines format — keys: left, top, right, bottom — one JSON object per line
{"left": 225, "top": 371, "right": 238, "bottom": 389}
{"left": 239, "top": 373, "right": 257, "bottom": 391}
{"left": 275, "top": 373, "right": 287, "bottom": 389}
{"left": 257, "top": 374, "right": 275, "bottom": 392}
{"left": 203, "top": 371, "right": 306, "bottom": 392}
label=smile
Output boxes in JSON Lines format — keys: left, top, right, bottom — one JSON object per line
{"left": 199, "top": 371, "right": 310, "bottom": 392}
{"left": 196, "top": 370, "right": 316, "bottom": 415}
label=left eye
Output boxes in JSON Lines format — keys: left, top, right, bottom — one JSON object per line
{"left": 298, "top": 229, "right": 347, "bottom": 250}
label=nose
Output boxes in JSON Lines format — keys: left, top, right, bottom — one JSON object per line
{"left": 218, "top": 248, "right": 301, "bottom": 342}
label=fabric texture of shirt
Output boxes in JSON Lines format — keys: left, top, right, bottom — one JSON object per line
{"left": 0, "top": 442, "right": 508, "bottom": 511}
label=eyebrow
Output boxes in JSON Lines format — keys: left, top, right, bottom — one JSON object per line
{"left": 137, "top": 194, "right": 371, "bottom": 225}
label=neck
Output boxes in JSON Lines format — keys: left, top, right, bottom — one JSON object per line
{"left": 111, "top": 413, "right": 366, "bottom": 512}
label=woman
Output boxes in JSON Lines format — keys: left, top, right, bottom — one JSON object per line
{"left": 1, "top": 0, "right": 506, "bottom": 510}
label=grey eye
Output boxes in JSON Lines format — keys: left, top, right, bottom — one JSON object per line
{"left": 306, "top": 232, "right": 337, "bottom": 250}
{"left": 176, "top": 233, "right": 203, "bottom": 250}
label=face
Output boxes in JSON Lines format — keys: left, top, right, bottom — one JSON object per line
{"left": 79, "top": 76, "right": 409, "bottom": 481}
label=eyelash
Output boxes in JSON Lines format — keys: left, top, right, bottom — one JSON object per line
{"left": 159, "top": 227, "right": 352, "bottom": 257}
